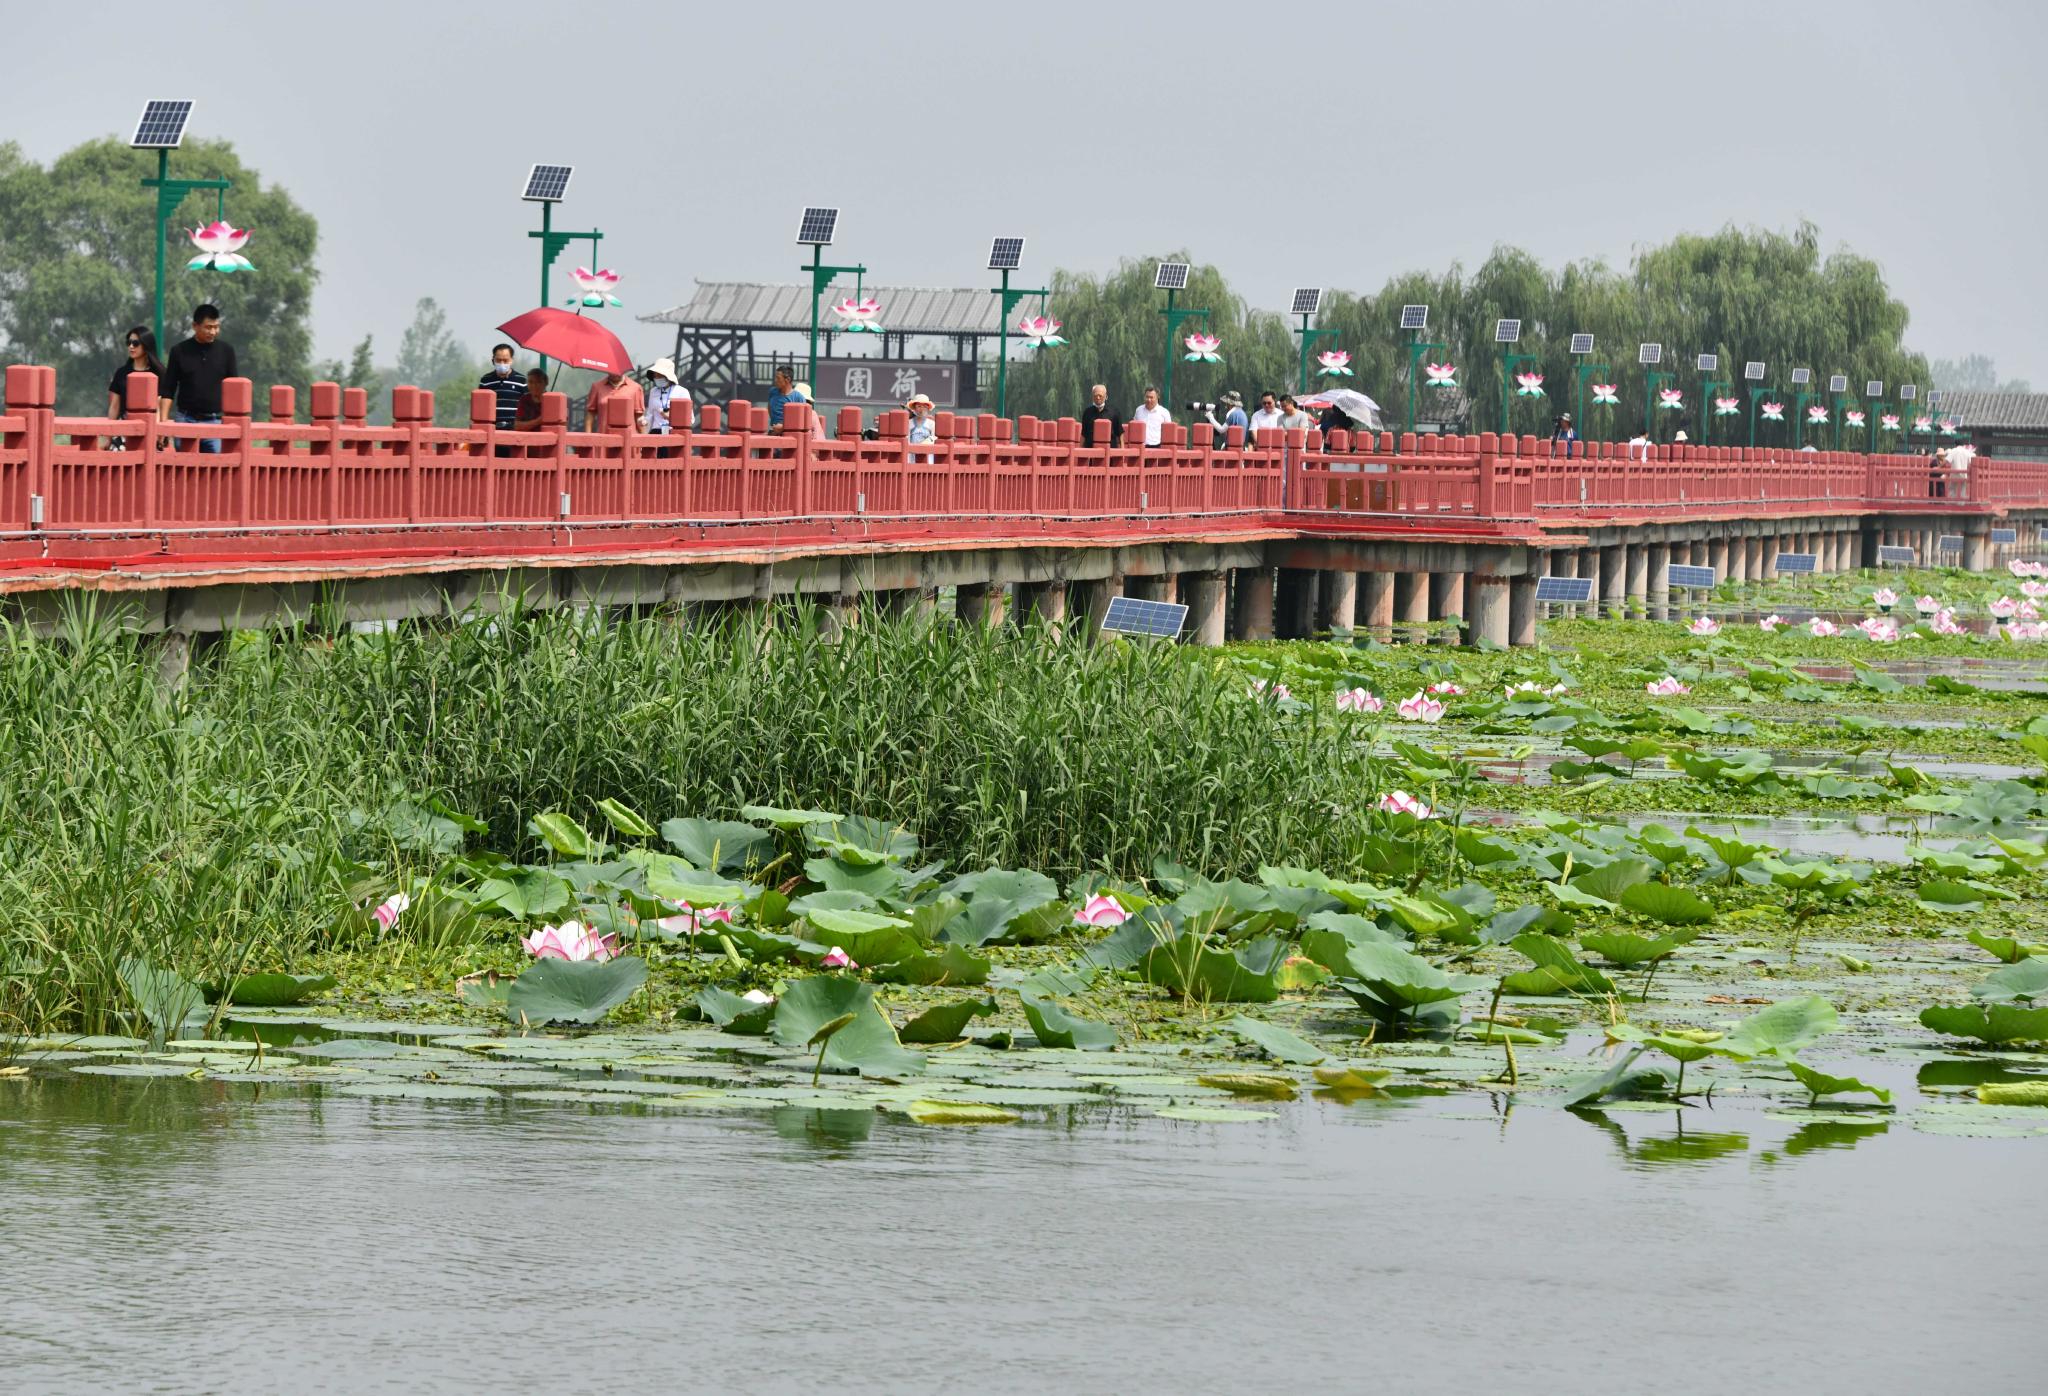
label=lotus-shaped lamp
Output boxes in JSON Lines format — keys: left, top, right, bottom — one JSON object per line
{"left": 568, "top": 266, "right": 623, "bottom": 308}
{"left": 1687, "top": 617, "right": 1720, "bottom": 636}
{"left": 1760, "top": 401, "right": 1785, "bottom": 421}
{"left": 2022, "top": 601, "right": 2041, "bottom": 621}
{"left": 1317, "top": 349, "right": 1354, "bottom": 377}
{"left": 1395, "top": 692, "right": 1445, "bottom": 722}
{"left": 521, "top": 919, "right": 620, "bottom": 962}
{"left": 1713, "top": 396, "right": 1741, "bottom": 416}
{"left": 1017, "top": 315, "right": 1065, "bottom": 348}
{"left": 2010, "top": 560, "right": 2043, "bottom": 578}
{"left": 1914, "top": 415, "right": 1933, "bottom": 432}
{"left": 831, "top": 296, "right": 883, "bottom": 333}
{"left": 1425, "top": 362, "right": 1459, "bottom": 388}
{"left": 1183, "top": 333, "right": 1223, "bottom": 363}
{"left": 1515, "top": 371, "right": 1546, "bottom": 397}
{"left": 1845, "top": 409, "right": 1867, "bottom": 428}
{"left": 1335, "top": 687, "right": 1383, "bottom": 713}
{"left": 1657, "top": 388, "right": 1684, "bottom": 411}
{"left": 1939, "top": 418, "right": 1958, "bottom": 435}
{"left": 2024, "top": 581, "right": 2048, "bottom": 600}
{"left": 1915, "top": 594, "right": 1940, "bottom": 614}
{"left": 1074, "top": 894, "right": 1129, "bottom": 928}
{"left": 371, "top": 892, "right": 410, "bottom": 931}
{"left": 1931, "top": 609, "right": 1966, "bottom": 636}
{"left": 1645, "top": 675, "right": 1690, "bottom": 696}
{"left": 1590, "top": 383, "right": 1619, "bottom": 404}
{"left": 1871, "top": 587, "right": 1898, "bottom": 611}
{"left": 1990, "top": 596, "right": 2019, "bottom": 619}
{"left": 1808, "top": 617, "right": 1839, "bottom": 637}
{"left": 1378, "top": 790, "right": 1433, "bottom": 819}
{"left": 1880, "top": 413, "right": 1900, "bottom": 432}
{"left": 1758, "top": 614, "right": 1785, "bottom": 632}
{"left": 186, "top": 220, "right": 254, "bottom": 273}
{"left": 1807, "top": 405, "right": 1829, "bottom": 424}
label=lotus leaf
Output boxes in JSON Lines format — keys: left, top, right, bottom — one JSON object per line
{"left": 1311, "top": 1064, "right": 1393, "bottom": 1089}
{"left": 1198, "top": 1072, "right": 1298, "bottom": 1099}
{"left": 898, "top": 998, "right": 998, "bottom": 1044}
{"left": 1547, "top": 881, "right": 1619, "bottom": 911}
{"left": 1965, "top": 930, "right": 2048, "bottom": 964}
{"left": 1555, "top": 1046, "right": 1647, "bottom": 1107}
{"left": 504, "top": 957, "right": 648, "bottom": 1026}
{"left": 806, "top": 814, "right": 919, "bottom": 865}
{"left": 940, "top": 868, "right": 1064, "bottom": 946}
{"left": 118, "top": 958, "right": 206, "bottom": 1043}
{"left": 1076, "top": 918, "right": 1167, "bottom": 972}
{"left": 694, "top": 987, "right": 776, "bottom": 1035}
{"left": 476, "top": 867, "right": 573, "bottom": 920}
{"left": 1572, "top": 858, "right": 1658, "bottom": 902}
{"left": 902, "top": 1099, "right": 1018, "bottom": 1125}
{"left": 770, "top": 978, "right": 926, "bottom": 1075}
{"left": 594, "top": 798, "right": 658, "bottom": 839}
{"left": 741, "top": 803, "right": 845, "bottom": 829}
{"left": 1019, "top": 994, "right": 1117, "bottom": 1051}
{"left": 1482, "top": 903, "right": 1575, "bottom": 945}
{"left": 529, "top": 811, "right": 599, "bottom": 857}
{"left": 1333, "top": 941, "right": 1488, "bottom": 1008}
{"left": 660, "top": 817, "right": 775, "bottom": 873}
{"left": 1976, "top": 1082, "right": 2048, "bottom": 1107}
{"left": 1223, "top": 1014, "right": 1326, "bottom": 1064}
{"left": 1139, "top": 936, "right": 1286, "bottom": 1003}
{"left": 868, "top": 943, "right": 992, "bottom": 988}
{"left": 1783, "top": 1057, "right": 1892, "bottom": 1106}
{"left": 215, "top": 972, "right": 337, "bottom": 1007}
{"left": 1721, "top": 995, "right": 1839, "bottom": 1058}
{"left": 1974, "top": 957, "right": 2048, "bottom": 1004}
{"left": 1618, "top": 882, "right": 1716, "bottom": 925}
{"left": 1580, "top": 930, "right": 1696, "bottom": 967}
{"left": 1503, "top": 933, "right": 1614, "bottom": 996}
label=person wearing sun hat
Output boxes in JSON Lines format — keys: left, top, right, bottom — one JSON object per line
{"left": 643, "top": 357, "right": 691, "bottom": 435}
{"left": 1550, "top": 411, "right": 1579, "bottom": 458}
{"left": 905, "top": 391, "right": 937, "bottom": 459}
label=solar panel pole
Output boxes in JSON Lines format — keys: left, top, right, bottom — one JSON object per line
{"left": 1747, "top": 384, "right": 1776, "bottom": 448}
{"left": 1499, "top": 350, "right": 1537, "bottom": 436}
{"left": 1793, "top": 388, "right": 1811, "bottom": 449}
{"left": 1157, "top": 285, "right": 1209, "bottom": 417}
{"left": 1573, "top": 362, "right": 1611, "bottom": 441}
{"left": 526, "top": 200, "right": 603, "bottom": 378}
{"left": 1405, "top": 333, "right": 1446, "bottom": 436}
{"left": 1832, "top": 383, "right": 1846, "bottom": 451}
{"left": 1867, "top": 386, "right": 1885, "bottom": 455}
{"left": 1700, "top": 376, "right": 1726, "bottom": 446}
{"left": 1643, "top": 370, "right": 1674, "bottom": 442}
{"left": 800, "top": 242, "right": 867, "bottom": 394}
{"left": 990, "top": 263, "right": 1049, "bottom": 421}
{"left": 138, "top": 146, "right": 230, "bottom": 352}
{"left": 1294, "top": 309, "right": 1336, "bottom": 400}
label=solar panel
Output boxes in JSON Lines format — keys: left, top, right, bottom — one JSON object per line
{"left": 1695, "top": 352, "right": 1718, "bottom": 371}
{"left": 1829, "top": 374, "right": 1850, "bottom": 393}
{"left": 1535, "top": 575, "right": 1594, "bottom": 604}
{"left": 1570, "top": 333, "right": 1596, "bottom": 354}
{"left": 1790, "top": 368, "right": 1813, "bottom": 386}
{"left": 131, "top": 100, "right": 193, "bottom": 149}
{"left": 1638, "top": 343, "right": 1662, "bottom": 365}
{"left": 1991, "top": 528, "right": 2018, "bottom": 544}
{"left": 1100, "top": 595, "right": 1188, "bottom": 639}
{"left": 1399, "top": 304, "right": 1429, "bottom": 330}
{"left": 1668, "top": 564, "right": 1718, "bottom": 589}
{"left": 1774, "top": 552, "right": 1817, "bottom": 574}
{"left": 1865, "top": 379, "right": 1885, "bottom": 397}
{"left": 1289, "top": 288, "right": 1323, "bottom": 317}
{"left": 1154, "top": 262, "right": 1190, "bottom": 291}
{"left": 1744, "top": 360, "right": 1766, "bottom": 381}
{"left": 1494, "top": 319, "right": 1521, "bottom": 343}
{"left": 1876, "top": 545, "right": 1916, "bottom": 565}
{"left": 797, "top": 206, "right": 840, "bottom": 246}
{"left": 1927, "top": 389, "right": 1944, "bottom": 407}
{"left": 988, "top": 236, "right": 1026, "bottom": 271}
{"left": 521, "top": 163, "right": 574, "bottom": 202}
{"left": 1936, "top": 534, "right": 1964, "bottom": 553}
{"left": 1899, "top": 383, "right": 1918, "bottom": 401}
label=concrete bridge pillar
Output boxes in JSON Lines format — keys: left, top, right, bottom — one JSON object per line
{"left": 1647, "top": 543, "right": 1671, "bottom": 621}
{"left": 1578, "top": 548, "right": 1600, "bottom": 614}
{"left": 1745, "top": 536, "right": 1764, "bottom": 581}
{"left": 1708, "top": 538, "right": 1730, "bottom": 584}
{"left": 1395, "top": 572, "right": 1429, "bottom": 643}
{"left": 1430, "top": 571, "right": 1465, "bottom": 644}
{"left": 1509, "top": 573, "right": 1538, "bottom": 646}
{"left": 883, "top": 587, "right": 937, "bottom": 621}
{"left": 1320, "top": 570, "right": 1360, "bottom": 638}
{"left": 1965, "top": 524, "right": 1991, "bottom": 573}
{"left": 1548, "top": 551, "right": 1576, "bottom": 619}
{"left": 1017, "top": 580, "right": 1068, "bottom": 629}
{"left": 1727, "top": 534, "right": 1749, "bottom": 585}
{"left": 955, "top": 582, "right": 1002, "bottom": 626}
{"left": 1231, "top": 568, "right": 1274, "bottom": 640}
{"left": 1184, "top": 572, "right": 1227, "bottom": 646}
{"left": 1275, "top": 569, "right": 1317, "bottom": 638}
{"left": 1625, "top": 545, "right": 1649, "bottom": 614}
{"left": 1601, "top": 546, "right": 1628, "bottom": 618}
{"left": 1362, "top": 572, "right": 1395, "bottom": 642}
{"left": 1757, "top": 537, "right": 1776, "bottom": 581}
{"left": 1467, "top": 574, "right": 1510, "bottom": 648}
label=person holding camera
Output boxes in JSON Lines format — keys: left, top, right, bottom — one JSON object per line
{"left": 1131, "top": 387, "right": 1172, "bottom": 447}
{"left": 1203, "top": 390, "right": 1248, "bottom": 439}
{"left": 1550, "top": 412, "right": 1579, "bottom": 458}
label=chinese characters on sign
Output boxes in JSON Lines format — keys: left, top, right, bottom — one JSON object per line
{"left": 810, "top": 359, "right": 958, "bottom": 409}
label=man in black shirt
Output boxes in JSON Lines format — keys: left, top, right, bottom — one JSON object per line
{"left": 157, "top": 303, "right": 237, "bottom": 453}
{"left": 478, "top": 342, "right": 524, "bottom": 429}
{"left": 1080, "top": 383, "right": 1119, "bottom": 447}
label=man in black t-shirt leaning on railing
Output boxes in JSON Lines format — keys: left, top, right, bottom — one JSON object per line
{"left": 156, "top": 303, "right": 238, "bottom": 453}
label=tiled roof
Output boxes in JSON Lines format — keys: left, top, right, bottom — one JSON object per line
{"left": 1937, "top": 391, "right": 2048, "bottom": 431}
{"left": 642, "top": 281, "right": 1000, "bottom": 336}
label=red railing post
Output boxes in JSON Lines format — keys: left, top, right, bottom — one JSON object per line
{"left": 309, "top": 382, "right": 341, "bottom": 524}
{"left": 118, "top": 369, "right": 158, "bottom": 529}
{"left": 221, "top": 377, "right": 253, "bottom": 526}
{"left": 542, "top": 391, "right": 569, "bottom": 523}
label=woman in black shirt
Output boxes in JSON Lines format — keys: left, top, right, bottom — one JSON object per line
{"left": 106, "top": 327, "right": 165, "bottom": 417}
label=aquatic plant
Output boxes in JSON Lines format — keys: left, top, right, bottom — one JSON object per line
{"left": 521, "top": 920, "right": 620, "bottom": 962}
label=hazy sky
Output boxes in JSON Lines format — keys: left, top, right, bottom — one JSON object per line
{"left": 5, "top": 0, "right": 2043, "bottom": 383}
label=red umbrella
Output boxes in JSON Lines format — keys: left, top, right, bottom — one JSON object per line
{"left": 496, "top": 308, "right": 635, "bottom": 374}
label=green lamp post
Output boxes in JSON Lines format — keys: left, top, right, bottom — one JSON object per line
{"left": 1398, "top": 305, "right": 1442, "bottom": 435}
{"left": 1494, "top": 318, "right": 1530, "bottom": 436}
{"left": 1864, "top": 379, "right": 1885, "bottom": 454}
{"left": 1154, "top": 262, "right": 1208, "bottom": 411}
{"left": 1573, "top": 360, "right": 1612, "bottom": 440}
{"left": 986, "top": 237, "right": 1046, "bottom": 421}
{"left": 132, "top": 101, "right": 230, "bottom": 352}
{"left": 1637, "top": 343, "right": 1667, "bottom": 440}
{"left": 1790, "top": 370, "right": 1814, "bottom": 448}
{"left": 1829, "top": 375, "right": 1849, "bottom": 450}
{"left": 519, "top": 166, "right": 602, "bottom": 378}
{"left": 1290, "top": 288, "right": 1335, "bottom": 398}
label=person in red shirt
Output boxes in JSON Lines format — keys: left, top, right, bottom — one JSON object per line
{"left": 584, "top": 371, "right": 645, "bottom": 431}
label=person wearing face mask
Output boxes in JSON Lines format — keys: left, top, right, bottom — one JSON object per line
{"left": 478, "top": 343, "right": 527, "bottom": 430}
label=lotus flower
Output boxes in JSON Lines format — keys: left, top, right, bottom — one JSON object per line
{"left": 1590, "top": 383, "right": 1619, "bottom": 405}
{"left": 1378, "top": 790, "right": 1433, "bottom": 819}
{"left": 1427, "top": 681, "right": 1465, "bottom": 696}
{"left": 186, "top": 220, "right": 253, "bottom": 273}
{"left": 522, "top": 919, "right": 620, "bottom": 962}
{"left": 1074, "top": 894, "right": 1129, "bottom": 928}
{"left": 831, "top": 296, "right": 883, "bottom": 333}
{"left": 1858, "top": 616, "right": 1899, "bottom": 643}
{"left": 1425, "top": 362, "right": 1459, "bottom": 389}
{"left": 2010, "top": 560, "right": 2044, "bottom": 578}
{"left": 1335, "top": 687, "right": 1383, "bottom": 713}
{"left": 2012, "top": 622, "right": 2048, "bottom": 641}
{"left": 2022, "top": 601, "right": 2041, "bottom": 621}
{"left": 1713, "top": 396, "right": 1741, "bottom": 416}
{"left": 1515, "top": 371, "right": 1546, "bottom": 397}
{"left": 1914, "top": 415, "right": 1934, "bottom": 432}
{"left": 1845, "top": 410, "right": 1867, "bottom": 428}
{"left": 1760, "top": 401, "right": 1785, "bottom": 421}
{"left": 2024, "top": 581, "right": 2048, "bottom": 600}
{"left": 1687, "top": 617, "right": 1720, "bottom": 636}
{"left": 1318, "top": 349, "right": 1354, "bottom": 376}
{"left": 1657, "top": 388, "right": 1683, "bottom": 411}
{"left": 568, "top": 266, "right": 622, "bottom": 308}
{"left": 1183, "top": 333, "right": 1223, "bottom": 363}
{"left": 1645, "top": 676, "right": 1690, "bottom": 696}
{"left": 1017, "top": 315, "right": 1065, "bottom": 348}
{"left": 370, "top": 892, "right": 410, "bottom": 931}
{"left": 1807, "top": 405, "right": 1829, "bottom": 424}
{"left": 1939, "top": 418, "right": 1958, "bottom": 435}
{"left": 1990, "top": 596, "right": 2019, "bottom": 619}
{"left": 1931, "top": 609, "right": 1966, "bottom": 636}
{"left": 1249, "top": 678, "right": 1292, "bottom": 701}
{"left": 1916, "top": 595, "right": 1940, "bottom": 614}
{"left": 741, "top": 989, "right": 775, "bottom": 1005}
{"left": 656, "top": 904, "right": 736, "bottom": 936}
{"left": 820, "top": 946, "right": 859, "bottom": 970}
{"left": 1871, "top": 587, "right": 1898, "bottom": 611}
{"left": 1395, "top": 692, "right": 1445, "bottom": 722}
{"left": 1880, "top": 413, "right": 1901, "bottom": 432}
{"left": 1503, "top": 681, "right": 1557, "bottom": 698}
{"left": 1758, "top": 614, "right": 1785, "bottom": 632}
{"left": 1808, "top": 617, "right": 1839, "bottom": 637}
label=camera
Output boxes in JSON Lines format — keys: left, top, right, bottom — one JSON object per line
{"left": 1188, "top": 400, "right": 1216, "bottom": 414}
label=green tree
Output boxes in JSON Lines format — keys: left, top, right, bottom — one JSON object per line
{"left": 0, "top": 136, "right": 318, "bottom": 415}
{"left": 1929, "top": 354, "right": 2030, "bottom": 394}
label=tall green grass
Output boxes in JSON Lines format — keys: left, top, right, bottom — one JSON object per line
{"left": 0, "top": 601, "right": 1387, "bottom": 1034}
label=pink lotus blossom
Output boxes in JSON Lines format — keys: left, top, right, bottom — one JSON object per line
{"left": 1249, "top": 678, "right": 1292, "bottom": 701}
{"left": 1758, "top": 614, "right": 1785, "bottom": 632}
{"left": 2010, "top": 621, "right": 2048, "bottom": 642}
{"left": 1335, "top": 687, "right": 1383, "bottom": 713}
{"left": 521, "top": 920, "right": 620, "bottom": 962}
{"left": 1073, "top": 894, "right": 1129, "bottom": 928}
{"left": 2009, "top": 560, "right": 2044, "bottom": 579}
{"left": 1503, "top": 681, "right": 1567, "bottom": 698}
{"left": 370, "top": 892, "right": 410, "bottom": 931}
{"left": 1808, "top": 618, "right": 1839, "bottom": 637}
{"left": 1931, "top": 609, "right": 1966, "bottom": 637}
{"left": 1645, "top": 676, "right": 1690, "bottom": 697}
{"left": 1687, "top": 617, "right": 1721, "bottom": 636}
{"left": 2023, "top": 601, "right": 2041, "bottom": 621}
{"left": 1915, "top": 595, "right": 1941, "bottom": 614}
{"left": 656, "top": 904, "right": 736, "bottom": 936}
{"left": 1427, "top": 681, "right": 1465, "bottom": 696}
{"left": 1395, "top": 692, "right": 1446, "bottom": 722}
{"left": 819, "top": 946, "right": 859, "bottom": 970}
{"left": 1871, "top": 587, "right": 1898, "bottom": 610}
{"left": 1858, "top": 617, "right": 1900, "bottom": 643}
{"left": 1990, "top": 596, "right": 2019, "bottom": 619}
{"left": 1378, "top": 790, "right": 1434, "bottom": 819}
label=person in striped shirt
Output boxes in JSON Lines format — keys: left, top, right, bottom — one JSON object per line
{"left": 478, "top": 343, "right": 525, "bottom": 430}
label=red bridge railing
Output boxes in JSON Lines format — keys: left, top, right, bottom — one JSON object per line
{"left": 1, "top": 364, "right": 2040, "bottom": 572}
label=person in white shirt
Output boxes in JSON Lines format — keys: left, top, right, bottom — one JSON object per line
{"left": 1247, "top": 391, "right": 1283, "bottom": 437}
{"left": 644, "top": 358, "right": 691, "bottom": 434}
{"left": 1131, "top": 387, "right": 1172, "bottom": 447}
{"left": 1627, "top": 432, "right": 1654, "bottom": 460}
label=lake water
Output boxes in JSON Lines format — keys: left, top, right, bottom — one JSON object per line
{"left": 3, "top": 1072, "right": 2041, "bottom": 1394}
